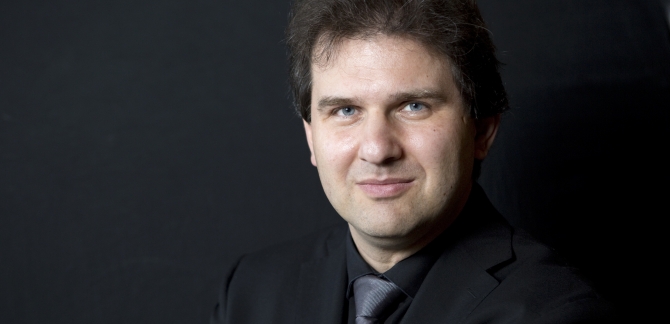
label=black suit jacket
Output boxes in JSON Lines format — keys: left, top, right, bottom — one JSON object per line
{"left": 211, "top": 186, "right": 613, "bottom": 323}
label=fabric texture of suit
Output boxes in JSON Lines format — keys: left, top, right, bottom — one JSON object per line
{"left": 211, "top": 185, "right": 613, "bottom": 323}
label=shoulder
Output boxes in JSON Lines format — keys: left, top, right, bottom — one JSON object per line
{"left": 228, "top": 222, "right": 347, "bottom": 285}
{"left": 451, "top": 185, "right": 614, "bottom": 322}
{"left": 238, "top": 223, "right": 348, "bottom": 268}
{"left": 210, "top": 223, "right": 348, "bottom": 324}
{"left": 469, "top": 222, "right": 615, "bottom": 323}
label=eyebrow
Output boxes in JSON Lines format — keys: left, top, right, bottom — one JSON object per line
{"left": 316, "top": 89, "right": 449, "bottom": 112}
{"left": 389, "top": 89, "right": 449, "bottom": 103}
{"left": 316, "top": 96, "right": 358, "bottom": 111}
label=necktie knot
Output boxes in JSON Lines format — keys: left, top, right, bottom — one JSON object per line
{"left": 353, "top": 274, "right": 404, "bottom": 324}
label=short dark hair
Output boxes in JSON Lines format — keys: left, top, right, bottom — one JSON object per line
{"left": 286, "top": 0, "right": 509, "bottom": 123}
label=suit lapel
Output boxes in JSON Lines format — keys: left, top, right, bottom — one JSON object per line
{"left": 399, "top": 245, "right": 500, "bottom": 323}
{"left": 400, "top": 185, "right": 514, "bottom": 323}
{"left": 295, "top": 230, "right": 348, "bottom": 324}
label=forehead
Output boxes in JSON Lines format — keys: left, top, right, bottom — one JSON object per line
{"left": 310, "top": 35, "right": 455, "bottom": 103}
{"left": 312, "top": 34, "right": 447, "bottom": 73}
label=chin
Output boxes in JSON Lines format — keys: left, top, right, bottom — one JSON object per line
{"left": 358, "top": 224, "right": 410, "bottom": 239}
{"left": 349, "top": 211, "right": 425, "bottom": 240}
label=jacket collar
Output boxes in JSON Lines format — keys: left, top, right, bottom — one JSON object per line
{"left": 399, "top": 183, "right": 514, "bottom": 323}
{"left": 294, "top": 184, "right": 513, "bottom": 324}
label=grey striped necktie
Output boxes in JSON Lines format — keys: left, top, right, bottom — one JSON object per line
{"left": 353, "top": 274, "right": 404, "bottom": 324}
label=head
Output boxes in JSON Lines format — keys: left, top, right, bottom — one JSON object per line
{"left": 287, "top": 0, "right": 508, "bottom": 179}
{"left": 287, "top": 0, "right": 507, "bottom": 254}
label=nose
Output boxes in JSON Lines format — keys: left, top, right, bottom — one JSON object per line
{"left": 357, "top": 114, "right": 402, "bottom": 165}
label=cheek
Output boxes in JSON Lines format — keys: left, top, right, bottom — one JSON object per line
{"left": 313, "top": 129, "right": 358, "bottom": 177}
{"left": 406, "top": 125, "right": 475, "bottom": 175}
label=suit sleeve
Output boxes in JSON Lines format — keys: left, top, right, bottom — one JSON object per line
{"left": 210, "top": 256, "right": 243, "bottom": 324}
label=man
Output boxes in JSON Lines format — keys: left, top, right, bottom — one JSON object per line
{"left": 212, "top": 0, "right": 613, "bottom": 323}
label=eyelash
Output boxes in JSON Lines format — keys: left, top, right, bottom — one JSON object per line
{"left": 334, "top": 106, "right": 357, "bottom": 117}
{"left": 331, "top": 102, "right": 430, "bottom": 117}
{"left": 403, "top": 102, "right": 427, "bottom": 112}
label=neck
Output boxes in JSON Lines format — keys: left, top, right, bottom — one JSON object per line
{"left": 349, "top": 227, "right": 434, "bottom": 273}
{"left": 350, "top": 184, "right": 472, "bottom": 273}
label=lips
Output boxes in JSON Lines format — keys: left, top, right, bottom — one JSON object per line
{"left": 356, "top": 178, "right": 414, "bottom": 198}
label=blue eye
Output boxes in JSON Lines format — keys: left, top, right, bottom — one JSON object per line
{"left": 405, "top": 102, "right": 426, "bottom": 112}
{"left": 338, "top": 107, "right": 356, "bottom": 116}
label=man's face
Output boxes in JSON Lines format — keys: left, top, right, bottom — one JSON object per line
{"left": 304, "top": 35, "right": 498, "bottom": 247}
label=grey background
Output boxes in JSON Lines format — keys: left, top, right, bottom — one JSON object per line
{"left": 2, "top": 0, "right": 668, "bottom": 322}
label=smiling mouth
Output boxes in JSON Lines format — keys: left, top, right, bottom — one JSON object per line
{"left": 356, "top": 179, "right": 414, "bottom": 198}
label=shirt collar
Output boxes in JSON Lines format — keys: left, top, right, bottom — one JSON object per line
{"left": 345, "top": 228, "right": 445, "bottom": 299}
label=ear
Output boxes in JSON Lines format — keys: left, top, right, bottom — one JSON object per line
{"left": 303, "top": 119, "right": 317, "bottom": 166}
{"left": 473, "top": 114, "right": 501, "bottom": 160}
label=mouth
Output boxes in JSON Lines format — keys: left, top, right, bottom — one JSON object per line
{"left": 356, "top": 178, "right": 414, "bottom": 198}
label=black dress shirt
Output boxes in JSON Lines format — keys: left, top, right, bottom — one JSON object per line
{"left": 344, "top": 229, "right": 450, "bottom": 323}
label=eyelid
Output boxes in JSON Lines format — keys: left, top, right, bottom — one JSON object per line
{"left": 402, "top": 101, "right": 429, "bottom": 110}
{"left": 333, "top": 106, "right": 358, "bottom": 117}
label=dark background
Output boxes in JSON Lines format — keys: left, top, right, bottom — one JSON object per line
{"left": 2, "top": 0, "right": 669, "bottom": 323}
